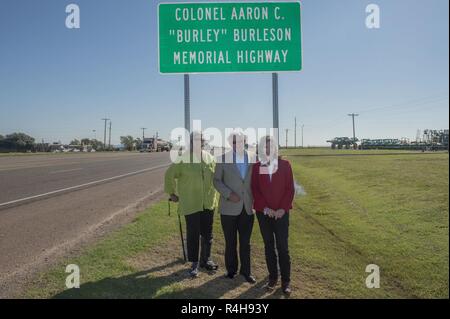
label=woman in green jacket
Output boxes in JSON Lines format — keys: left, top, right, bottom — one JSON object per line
{"left": 165, "top": 132, "right": 219, "bottom": 277}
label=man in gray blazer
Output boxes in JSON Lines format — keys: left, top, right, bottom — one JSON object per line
{"left": 213, "top": 132, "right": 256, "bottom": 284}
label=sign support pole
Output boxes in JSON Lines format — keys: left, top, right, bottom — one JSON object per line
{"left": 272, "top": 73, "right": 279, "bottom": 145}
{"left": 184, "top": 74, "right": 191, "bottom": 132}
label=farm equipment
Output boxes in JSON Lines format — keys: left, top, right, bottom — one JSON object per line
{"left": 359, "top": 129, "right": 449, "bottom": 151}
{"left": 422, "top": 129, "right": 449, "bottom": 150}
{"left": 326, "top": 137, "right": 359, "bottom": 150}
{"left": 359, "top": 139, "right": 404, "bottom": 150}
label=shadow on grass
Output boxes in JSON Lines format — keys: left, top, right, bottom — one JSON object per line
{"left": 52, "top": 259, "right": 186, "bottom": 299}
{"left": 52, "top": 259, "right": 274, "bottom": 299}
{"left": 232, "top": 277, "right": 278, "bottom": 299}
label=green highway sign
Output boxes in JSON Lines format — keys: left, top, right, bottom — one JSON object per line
{"left": 158, "top": 1, "right": 302, "bottom": 74}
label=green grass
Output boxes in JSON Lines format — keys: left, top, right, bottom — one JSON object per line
{"left": 25, "top": 200, "right": 179, "bottom": 299}
{"left": 286, "top": 150, "right": 449, "bottom": 298}
{"left": 281, "top": 147, "right": 445, "bottom": 156}
{"left": 24, "top": 150, "right": 449, "bottom": 299}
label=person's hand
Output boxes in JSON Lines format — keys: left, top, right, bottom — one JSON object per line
{"left": 228, "top": 192, "right": 241, "bottom": 203}
{"left": 274, "top": 209, "right": 286, "bottom": 220}
{"left": 264, "top": 207, "right": 276, "bottom": 218}
{"left": 169, "top": 194, "right": 179, "bottom": 202}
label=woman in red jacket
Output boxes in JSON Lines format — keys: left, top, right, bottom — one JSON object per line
{"left": 251, "top": 135, "right": 295, "bottom": 295}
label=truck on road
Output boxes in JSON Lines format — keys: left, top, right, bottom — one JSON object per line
{"left": 140, "top": 137, "right": 172, "bottom": 152}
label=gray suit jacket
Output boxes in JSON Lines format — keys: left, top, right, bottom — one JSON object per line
{"left": 213, "top": 151, "right": 255, "bottom": 216}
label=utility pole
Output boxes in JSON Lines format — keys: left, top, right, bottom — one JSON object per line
{"left": 285, "top": 129, "right": 289, "bottom": 149}
{"left": 141, "top": 128, "right": 147, "bottom": 141}
{"left": 101, "top": 118, "right": 110, "bottom": 151}
{"left": 301, "top": 124, "right": 305, "bottom": 148}
{"left": 108, "top": 121, "right": 112, "bottom": 150}
{"left": 294, "top": 117, "right": 297, "bottom": 148}
{"left": 348, "top": 113, "right": 359, "bottom": 142}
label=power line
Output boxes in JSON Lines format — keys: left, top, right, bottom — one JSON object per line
{"left": 357, "top": 99, "right": 448, "bottom": 122}
{"left": 358, "top": 93, "right": 449, "bottom": 114}
{"left": 300, "top": 93, "right": 449, "bottom": 129}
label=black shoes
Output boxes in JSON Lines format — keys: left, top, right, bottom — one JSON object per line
{"left": 225, "top": 272, "right": 256, "bottom": 284}
{"left": 263, "top": 279, "right": 291, "bottom": 294}
{"left": 200, "top": 260, "right": 219, "bottom": 271}
{"left": 282, "top": 282, "right": 292, "bottom": 295}
{"left": 225, "top": 272, "right": 237, "bottom": 279}
{"left": 242, "top": 274, "right": 257, "bottom": 284}
{"left": 190, "top": 261, "right": 218, "bottom": 277}
{"left": 264, "top": 278, "right": 278, "bottom": 290}
{"left": 188, "top": 262, "right": 199, "bottom": 278}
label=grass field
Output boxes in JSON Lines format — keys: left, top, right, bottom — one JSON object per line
{"left": 24, "top": 149, "right": 449, "bottom": 299}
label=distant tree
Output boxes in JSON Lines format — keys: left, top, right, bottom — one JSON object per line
{"left": 81, "top": 138, "right": 103, "bottom": 151}
{"left": 0, "top": 132, "right": 35, "bottom": 152}
{"left": 78, "top": 138, "right": 103, "bottom": 150}
{"left": 135, "top": 138, "right": 143, "bottom": 150}
{"left": 92, "top": 140, "right": 104, "bottom": 150}
{"left": 120, "top": 136, "right": 135, "bottom": 151}
{"left": 70, "top": 139, "right": 81, "bottom": 146}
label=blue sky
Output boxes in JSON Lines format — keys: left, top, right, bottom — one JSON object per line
{"left": 0, "top": 0, "right": 448, "bottom": 146}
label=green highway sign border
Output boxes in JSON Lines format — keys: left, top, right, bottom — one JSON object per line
{"left": 157, "top": 1, "right": 303, "bottom": 75}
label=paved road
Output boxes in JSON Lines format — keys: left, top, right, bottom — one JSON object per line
{"left": 0, "top": 152, "right": 171, "bottom": 297}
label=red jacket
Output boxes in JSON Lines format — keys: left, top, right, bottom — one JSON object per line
{"left": 251, "top": 158, "right": 295, "bottom": 213}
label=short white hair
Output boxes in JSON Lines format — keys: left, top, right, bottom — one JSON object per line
{"left": 258, "top": 135, "right": 278, "bottom": 162}
{"left": 190, "top": 131, "right": 205, "bottom": 142}
{"left": 227, "top": 130, "right": 247, "bottom": 146}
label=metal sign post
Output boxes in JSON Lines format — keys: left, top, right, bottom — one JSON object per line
{"left": 272, "top": 73, "right": 279, "bottom": 145}
{"left": 184, "top": 74, "right": 191, "bottom": 132}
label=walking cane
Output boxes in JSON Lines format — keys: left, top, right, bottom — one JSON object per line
{"left": 168, "top": 199, "right": 187, "bottom": 263}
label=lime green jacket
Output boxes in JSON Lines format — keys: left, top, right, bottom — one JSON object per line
{"left": 164, "top": 150, "right": 218, "bottom": 216}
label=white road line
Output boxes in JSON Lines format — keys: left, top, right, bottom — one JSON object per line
{"left": 0, "top": 163, "right": 170, "bottom": 208}
{"left": 49, "top": 168, "right": 83, "bottom": 174}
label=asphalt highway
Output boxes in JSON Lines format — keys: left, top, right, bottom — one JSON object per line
{"left": 0, "top": 152, "right": 171, "bottom": 297}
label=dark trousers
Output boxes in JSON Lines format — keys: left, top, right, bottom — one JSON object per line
{"left": 184, "top": 210, "right": 214, "bottom": 264}
{"left": 257, "top": 212, "right": 291, "bottom": 283}
{"left": 221, "top": 209, "right": 254, "bottom": 276}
